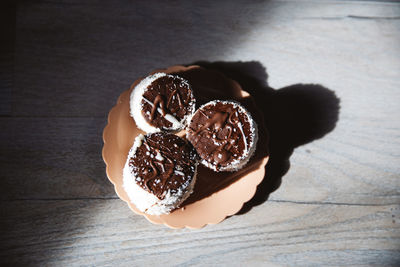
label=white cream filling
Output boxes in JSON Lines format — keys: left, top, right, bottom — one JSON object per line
{"left": 130, "top": 73, "right": 165, "bottom": 133}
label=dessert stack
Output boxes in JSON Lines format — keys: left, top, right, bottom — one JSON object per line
{"left": 123, "top": 72, "right": 258, "bottom": 215}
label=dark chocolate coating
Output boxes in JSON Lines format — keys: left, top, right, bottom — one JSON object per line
{"left": 141, "top": 75, "right": 194, "bottom": 130}
{"left": 129, "top": 133, "right": 198, "bottom": 199}
{"left": 187, "top": 101, "right": 254, "bottom": 171}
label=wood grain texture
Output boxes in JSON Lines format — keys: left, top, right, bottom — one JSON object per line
{"left": 1, "top": 200, "right": 399, "bottom": 266}
{"left": 0, "top": 114, "right": 398, "bottom": 206}
{"left": 0, "top": 118, "right": 115, "bottom": 200}
{"left": 0, "top": 2, "right": 15, "bottom": 116}
{"left": 2, "top": 0, "right": 400, "bottom": 266}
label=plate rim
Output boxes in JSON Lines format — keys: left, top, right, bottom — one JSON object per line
{"left": 102, "top": 65, "right": 269, "bottom": 229}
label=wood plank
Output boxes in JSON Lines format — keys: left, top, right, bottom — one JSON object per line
{"left": 13, "top": 0, "right": 400, "bottom": 117}
{"left": 0, "top": 117, "right": 116, "bottom": 199}
{"left": 0, "top": 200, "right": 398, "bottom": 266}
{"left": 3, "top": 0, "right": 400, "bottom": 266}
{"left": 0, "top": 2, "right": 15, "bottom": 116}
{"left": 1, "top": 116, "right": 399, "bottom": 205}
{"left": 10, "top": 0, "right": 400, "bottom": 206}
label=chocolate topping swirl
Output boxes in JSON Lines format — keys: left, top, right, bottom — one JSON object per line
{"left": 129, "top": 133, "right": 198, "bottom": 199}
{"left": 187, "top": 101, "right": 255, "bottom": 171}
{"left": 141, "top": 74, "right": 195, "bottom": 130}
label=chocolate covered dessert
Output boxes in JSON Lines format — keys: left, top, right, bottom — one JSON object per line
{"left": 187, "top": 100, "right": 258, "bottom": 172}
{"left": 130, "top": 73, "right": 196, "bottom": 133}
{"left": 123, "top": 132, "right": 198, "bottom": 215}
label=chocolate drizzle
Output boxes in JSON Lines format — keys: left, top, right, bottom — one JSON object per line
{"left": 167, "top": 89, "right": 183, "bottom": 113}
{"left": 150, "top": 95, "right": 167, "bottom": 121}
{"left": 187, "top": 101, "right": 254, "bottom": 171}
{"left": 141, "top": 74, "right": 195, "bottom": 130}
{"left": 193, "top": 109, "right": 233, "bottom": 164}
{"left": 129, "top": 133, "right": 197, "bottom": 199}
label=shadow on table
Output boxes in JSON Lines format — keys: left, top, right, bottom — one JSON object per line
{"left": 190, "top": 61, "right": 340, "bottom": 214}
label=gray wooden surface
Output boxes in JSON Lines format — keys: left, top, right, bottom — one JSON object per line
{"left": 1, "top": 0, "right": 400, "bottom": 266}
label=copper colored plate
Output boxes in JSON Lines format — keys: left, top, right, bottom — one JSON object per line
{"left": 102, "top": 65, "right": 269, "bottom": 229}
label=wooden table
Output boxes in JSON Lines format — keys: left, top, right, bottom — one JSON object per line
{"left": 1, "top": 0, "right": 399, "bottom": 266}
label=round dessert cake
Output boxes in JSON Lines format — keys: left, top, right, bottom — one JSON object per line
{"left": 187, "top": 100, "right": 258, "bottom": 172}
{"left": 130, "top": 73, "right": 196, "bottom": 133}
{"left": 123, "top": 132, "right": 198, "bottom": 215}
